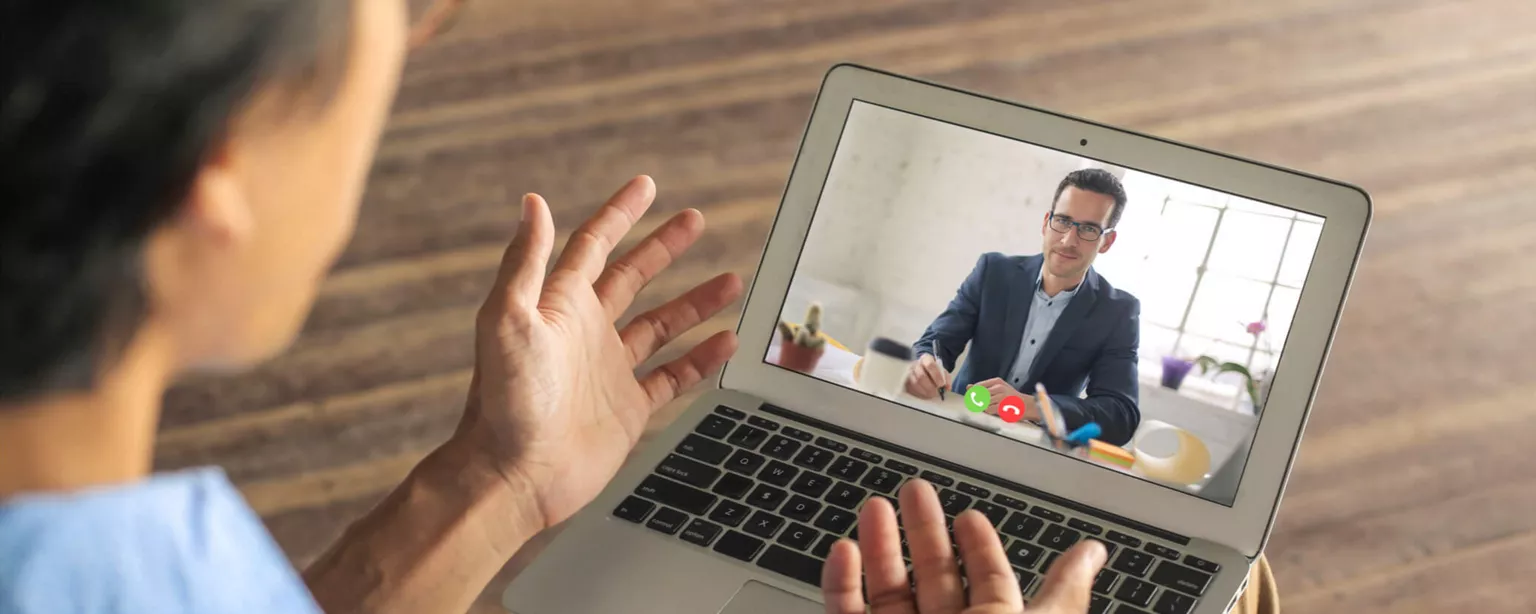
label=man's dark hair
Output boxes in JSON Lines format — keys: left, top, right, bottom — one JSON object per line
{"left": 1051, "top": 168, "right": 1129, "bottom": 229}
{"left": 0, "top": 1, "right": 351, "bottom": 402}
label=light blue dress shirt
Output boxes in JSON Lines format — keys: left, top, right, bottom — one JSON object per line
{"left": 1005, "top": 269, "right": 1083, "bottom": 390}
{"left": 0, "top": 467, "right": 322, "bottom": 614}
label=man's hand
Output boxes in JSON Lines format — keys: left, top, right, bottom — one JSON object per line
{"left": 455, "top": 176, "right": 744, "bottom": 531}
{"left": 904, "top": 353, "right": 949, "bottom": 399}
{"left": 975, "top": 378, "right": 1038, "bottom": 421}
{"left": 822, "top": 480, "right": 1109, "bottom": 614}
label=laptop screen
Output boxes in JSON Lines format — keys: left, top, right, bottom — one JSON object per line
{"left": 764, "top": 100, "right": 1324, "bottom": 506}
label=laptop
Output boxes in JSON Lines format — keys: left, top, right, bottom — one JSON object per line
{"left": 502, "top": 64, "right": 1370, "bottom": 614}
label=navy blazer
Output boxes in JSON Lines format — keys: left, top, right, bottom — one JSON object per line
{"left": 914, "top": 252, "right": 1142, "bottom": 445}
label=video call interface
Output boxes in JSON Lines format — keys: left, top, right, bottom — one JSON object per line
{"left": 767, "top": 101, "right": 1325, "bottom": 505}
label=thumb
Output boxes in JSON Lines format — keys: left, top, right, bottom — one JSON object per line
{"left": 1029, "top": 540, "right": 1107, "bottom": 612}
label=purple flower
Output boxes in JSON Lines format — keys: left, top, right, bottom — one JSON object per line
{"left": 1246, "top": 320, "right": 1267, "bottom": 336}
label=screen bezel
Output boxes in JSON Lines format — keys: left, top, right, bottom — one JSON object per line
{"left": 720, "top": 64, "right": 1370, "bottom": 556}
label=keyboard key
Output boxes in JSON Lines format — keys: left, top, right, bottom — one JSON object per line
{"left": 1153, "top": 590, "right": 1197, "bottom": 614}
{"left": 744, "top": 510, "right": 786, "bottom": 538}
{"left": 761, "top": 435, "right": 803, "bottom": 460}
{"left": 1092, "top": 569, "right": 1119, "bottom": 594}
{"left": 938, "top": 489, "right": 973, "bottom": 516}
{"left": 714, "top": 405, "right": 746, "bottom": 420}
{"left": 646, "top": 507, "right": 688, "bottom": 535}
{"left": 815, "top": 437, "right": 849, "bottom": 453}
{"left": 1144, "top": 543, "right": 1181, "bottom": 560}
{"left": 792, "top": 446, "right": 835, "bottom": 471}
{"left": 681, "top": 518, "right": 722, "bottom": 546}
{"left": 676, "top": 434, "right": 731, "bottom": 464}
{"left": 746, "top": 484, "right": 789, "bottom": 510}
{"left": 1014, "top": 568, "right": 1039, "bottom": 592}
{"left": 790, "top": 472, "right": 834, "bottom": 498}
{"left": 1106, "top": 530, "right": 1142, "bottom": 548}
{"left": 1114, "top": 606, "right": 1151, "bottom": 614}
{"left": 759, "top": 461, "right": 799, "bottom": 486}
{"left": 758, "top": 545, "right": 825, "bottom": 587}
{"left": 695, "top": 414, "right": 737, "bottom": 439}
{"left": 1183, "top": 555, "right": 1220, "bottom": 574}
{"left": 971, "top": 501, "right": 1009, "bottom": 526}
{"left": 884, "top": 459, "right": 919, "bottom": 475}
{"left": 613, "top": 496, "right": 654, "bottom": 523}
{"left": 1088, "top": 595, "right": 1112, "bottom": 614}
{"left": 1150, "top": 561, "right": 1212, "bottom": 596}
{"left": 813, "top": 506, "right": 856, "bottom": 534}
{"left": 993, "top": 494, "right": 1028, "bottom": 510}
{"left": 635, "top": 476, "right": 717, "bottom": 515}
{"left": 1040, "top": 551, "right": 1061, "bottom": 573}
{"left": 778, "top": 523, "right": 821, "bottom": 551}
{"left": 782, "top": 495, "right": 822, "bottom": 522}
{"left": 919, "top": 470, "right": 955, "bottom": 487}
{"left": 1029, "top": 506, "right": 1066, "bottom": 523}
{"left": 1005, "top": 540, "right": 1045, "bottom": 568}
{"left": 860, "top": 468, "right": 902, "bottom": 494}
{"left": 655, "top": 454, "right": 722, "bottom": 488}
{"left": 748, "top": 415, "right": 781, "bottom": 430}
{"left": 782, "top": 426, "right": 814, "bottom": 442}
{"left": 957, "top": 482, "right": 990, "bottom": 498}
{"left": 1112, "top": 549, "right": 1154, "bottom": 577}
{"left": 727, "top": 424, "right": 770, "bottom": 449}
{"left": 1115, "top": 577, "right": 1157, "bottom": 607}
{"left": 1002, "top": 512, "right": 1045, "bottom": 541}
{"left": 724, "top": 449, "right": 767, "bottom": 475}
{"left": 1068, "top": 518, "right": 1104, "bottom": 535}
{"left": 828, "top": 457, "right": 869, "bottom": 481}
{"left": 711, "top": 472, "right": 754, "bottom": 499}
{"left": 709, "top": 500, "right": 751, "bottom": 527}
{"left": 1039, "top": 524, "right": 1081, "bottom": 551}
{"left": 850, "top": 448, "right": 883, "bottom": 463}
{"left": 823, "top": 482, "right": 867, "bottom": 510}
{"left": 713, "top": 530, "right": 764, "bottom": 561}
{"left": 813, "top": 533, "right": 840, "bottom": 558}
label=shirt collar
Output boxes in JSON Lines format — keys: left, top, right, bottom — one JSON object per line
{"left": 1036, "top": 266, "right": 1085, "bottom": 300}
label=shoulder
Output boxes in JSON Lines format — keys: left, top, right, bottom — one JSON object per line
{"left": 974, "top": 252, "right": 1038, "bottom": 276}
{"left": 1091, "top": 272, "right": 1140, "bottom": 312}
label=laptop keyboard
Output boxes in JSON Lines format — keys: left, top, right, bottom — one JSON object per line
{"left": 615, "top": 406, "right": 1223, "bottom": 614}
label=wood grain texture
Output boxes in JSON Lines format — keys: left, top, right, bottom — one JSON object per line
{"left": 152, "top": 0, "right": 1536, "bottom": 612}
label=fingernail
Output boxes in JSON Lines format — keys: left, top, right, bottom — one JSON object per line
{"left": 521, "top": 194, "right": 535, "bottom": 220}
{"left": 1085, "top": 540, "right": 1109, "bottom": 568}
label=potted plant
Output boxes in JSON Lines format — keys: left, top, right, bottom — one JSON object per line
{"left": 1192, "top": 319, "right": 1272, "bottom": 411}
{"left": 776, "top": 303, "right": 827, "bottom": 373}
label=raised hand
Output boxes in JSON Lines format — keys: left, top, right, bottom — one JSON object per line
{"left": 822, "top": 480, "right": 1107, "bottom": 614}
{"left": 453, "top": 176, "right": 744, "bottom": 530}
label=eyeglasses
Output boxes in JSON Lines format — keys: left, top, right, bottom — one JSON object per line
{"left": 1047, "top": 214, "right": 1108, "bottom": 242}
{"left": 409, "top": 0, "right": 468, "bottom": 49}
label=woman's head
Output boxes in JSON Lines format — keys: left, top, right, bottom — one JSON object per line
{"left": 0, "top": 0, "right": 410, "bottom": 401}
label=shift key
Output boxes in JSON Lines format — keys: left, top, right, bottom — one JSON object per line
{"left": 636, "top": 475, "right": 717, "bottom": 515}
{"left": 655, "top": 454, "right": 721, "bottom": 488}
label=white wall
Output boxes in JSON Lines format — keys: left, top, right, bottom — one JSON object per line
{"left": 783, "top": 102, "right": 1121, "bottom": 352}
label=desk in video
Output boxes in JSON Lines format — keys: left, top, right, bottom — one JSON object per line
{"left": 765, "top": 102, "right": 1323, "bottom": 505}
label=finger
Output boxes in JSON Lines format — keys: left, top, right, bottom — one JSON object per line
{"left": 593, "top": 208, "right": 705, "bottom": 321}
{"left": 1030, "top": 540, "right": 1107, "bottom": 612}
{"left": 899, "top": 480, "right": 965, "bottom": 613}
{"left": 858, "top": 496, "right": 918, "bottom": 614}
{"left": 921, "top": 357, "right": 948, "bottom": 388}
{"left": 491, "top": 193, "right": 556, "bottom": 309}
{"left": 822, "top": 540, "right": 866, "bottom": 614}
{"left": 552, "top": 175, "right": 656, "bottom": 283}
{"left": 912, "top": 365, "right": 942, "bottom": 392}
{"left": 620, "top": 273, "right": 743, "bottom": 366}
{"left": 638, "top": 330, "right": 739, "bottom": 409}
{"left": 952, "top": 510, "right": 1022, "bottom": 609}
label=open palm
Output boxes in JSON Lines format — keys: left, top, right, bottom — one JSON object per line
{"left": 454, "top": 176, "right": 743, "bottom": 530}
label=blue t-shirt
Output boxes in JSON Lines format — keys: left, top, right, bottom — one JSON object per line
{"left": 0, "top": 467, "right": 322, "bottom": 614}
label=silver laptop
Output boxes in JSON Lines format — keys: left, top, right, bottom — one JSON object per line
{"left": 502, "top": 64, "right": 1370, "bottom": 614}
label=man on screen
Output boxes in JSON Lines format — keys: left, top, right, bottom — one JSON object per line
{"left": 906, "top": 168, "right": 1142, "bottom": 445}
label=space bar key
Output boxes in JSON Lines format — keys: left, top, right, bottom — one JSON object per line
{"left": 757, "top": 545, "right": 824, "bottom": 588}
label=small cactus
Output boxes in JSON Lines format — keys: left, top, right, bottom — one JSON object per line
{"left": 780, "top": 303, "right": 827, "bottom": 350}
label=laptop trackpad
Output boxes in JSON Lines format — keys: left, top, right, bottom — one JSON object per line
{"left": 718, "top": 581, "right": 821, "bottom": 614}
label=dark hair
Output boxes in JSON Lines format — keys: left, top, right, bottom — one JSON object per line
{"left": 1051, "top": 168, "right": 1128, "bottom": 228}
{"left": 0, "top": 1, "right": 351, "bottom": 402}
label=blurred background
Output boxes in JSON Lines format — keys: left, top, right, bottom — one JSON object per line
{"left": 153, "top": 0, "right": 1536, "bottom": 612}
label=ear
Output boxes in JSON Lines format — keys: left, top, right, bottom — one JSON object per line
{"left": 178, "top": 140, "right": 255, "bottom": 249}
{"left": 1041, "top": 212, "right": 1051, "bottom": 236}
{"left": 1098, "top": 229, "right": 1117, "bottom": 253}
